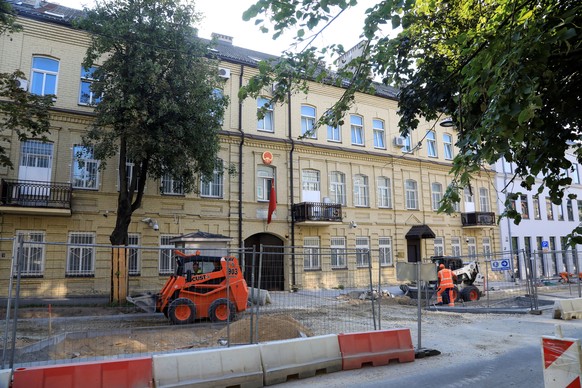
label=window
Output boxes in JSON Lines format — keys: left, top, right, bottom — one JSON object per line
{"left": 350, "top": 115, "right": 364, "bottom": 145}
{"left": 533, "top": 195, "right": 541, "bottom": 220}
{"left": 578, "top": 200, "right": 582, "bottom": 222}
{"left": 124, "top": 158, "right": 134, "bottom": 189}
{"left": 79, "top": 66, "right": 101, "bottom": 105}
{"left": 301, "top": 105, "right": 316, "bottom": 139}
{"left": 13, "top": 231, "right": 45, "bottom": 277}
{"left": 257, "top": 97, "right": 273, "bottom": 132}
{"left": 161, "top": 173, "right": 184, "bottom": 195}
{"left": 426, "top": 131, "right": 437, "bottom": 157}
{"left": 201, "top": 158, "right": 224, "bottom": 198}
{"left": 403, "top": 134, "right": 412, "bottom": 153}
{"left": 327, "top": 122, "right": 341, "bottom": 142}
{"left": 434, "top": 237, "right": 444, "bottom": 257}
{"left": 210, "top": 88, "right": 224, "bottom": 124}
{"left": 257, "top": 165, "right": 275, "bottom": 201}
{"left": 467, "top": 237, "right": 477, "bottom": 257}
{"left": 21, "top": 140, "right": 52, "bottom": 168}
{"left": 31, "top": 56, "right": 59, "bottom": 96}
{"left": 524, "top": 237, "right": 532, "bottom": 257}
{"left": 302, "top": 169, "right": 320, "bottom": 191}
{"left": 567, "top": 200, "right": 575, "bottom": 221}
{"left": 373, "top": 119, "right": 385, "bottom": 149}
{"left": 546, "top": 197, "right": 554, "bottom": 220}
{"left": 356, "top": 237, "right": 370, "bottom": 267}
{"left": 128, "top": 234, "right": 140, "bottom": 276}
{"left": 479, "top": 188, "right": 490, "bottom": 212}
{"left": 431, "top": 182, "right": 443, "bottom": 211}
{"left": 379, "top": 237, "right": 393, "bottom": 266}
{"left": 329, "top": 171, "right": 346, "bottom": 205}
{"left": 464, "top": 187, "right": 474, "bottom": 203}
{"left": 451, "top": 237, "right": 461, "bottom": 257}
{"left": 520, "top": 195, "right": 529, "bottom": 219}
{"left": 159, "top": 235, "right": 178, "bottom": 275}
{"left": 353, "top": 174, "right": 369, "bottom": 207}
{"left": 405, "top": 179, "right": 418, "bottom": 209}
{"left": 330, "top": 237, "right": 346, "bottom": 269}
{"left": 377, "top": 177, "right": 392, "bottom": 208}
{"left": 443, "top": 133, "right": 453, "bottom": 160}
{"left": 557, "top": 203, "right": 564, "bottom": 221}
{"left": 304, "top": 237, "right": 320, "bottom": 270}
{"left": 66, "top": 233, "right": 95, "bottom": 276}
{"left": 72, "top": 145, "right": 99, "bottom": 189}
{"left": 572, "top": 164, "right": 580, "bottom": 185}
{"left": 482, "top": 237, "right": 491, "bottom": 258}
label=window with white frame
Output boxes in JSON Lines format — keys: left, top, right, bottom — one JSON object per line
{"left": 330, "top": 237, "right": 346, "bottom": 269}
{"left": 572, "top": 164, "right": 580, "bottom": 185}
{"left": 21, "top": 140, "right": 52, "bottom": 169}
{"left": 257, "top": 165, "right": 275, "bottom": 201}
{"left": 301, "top": 105, "right": 317, "bottom": 139}
{"left": 201, "top": 158, "right": 224, "bottom": 198}
{"left": 443, "top": 133, "right": 453, "bottom": 160}
{"left": 303, "top": 237, "right": 320, "bottom": 270}
{"left": 373, "top": 119, "right": 385, "bottom": 149}
{"left": 482, "top": 237, "right": 491, "bottom": 258}
{"left": 128, "top": 234, "right": 140, "bottom": 276}
{"left": 377, "top": 176, "right": 392, "bottom": 208}
{"left": 533, "top": 195, "right": 541, "bottom": 219}
{"left": 302, "top": 169, "right": 320, "bottom": 192}
{"left": 379, "top": 237, "right": 393, "bottom": 266}
{"left": 350, "top": 115, "right": 364, "bottom": 145}
{"left": 403, "top": 134, "right": 412, "bottom": 152}
{"left": 159, "top": 235, "right": 178, "bottom": 275}
{"left": 434, "top": 237, "right": 444, "bottom": 256}
{"left": 327, "top": 122, "right": 341, "bottom": 142}
{"left": 467, "top": 237, "right": 477, "bottom": 257}
{"left": 66, "top": 233, "right": 95, "bottom": 276}
{"left": 431, "top": 182, "right": 443, "bottom": 211}
{"left": 426, "top": 131, "right": 437, "bottom": 157}
{"left": 405, "top": 179, "right": 418, "bottom": 209}
{"left": 72, "top": 145, "right": 99, "bottom": 189}
{"left": 13, "top": 231, "right": 45, "bottom": 276}
{"left": 479, "top": 187, "right": 490, "bottom": 212}
{"left": 451, "top": 237, "right": 461, "bottom": 257}
{"left": 329, "top": 171, "right": 346, "bottom": 205}
{"left": 161, "top": 173, "right": 184, "bottom": 195}
{"left": 79, "top": 66, "right": 101, "bottom": 105}
{"left": 464, "top": 187, "right": 474, "bottom": 203}
{"left": 257, "top": 97, "right": 273, "bottom": 132}
{"left": 353, "top": 174, "right": 369, "bottom": 207}
{"left": 356, "top": 237, "right": 370, "bottom": 267}
{"left": 31, "top": 56, "right": 59, "bottom": 96}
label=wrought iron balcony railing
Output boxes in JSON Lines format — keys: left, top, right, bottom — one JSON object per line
{"left": 292, "top": 202, "right": 343, "bottom": 223}
{"left": 461, "top": 212, "right": 496, "bottom": 227}
{"left": 1, "top": 179, "right": 72, "bottom": 209}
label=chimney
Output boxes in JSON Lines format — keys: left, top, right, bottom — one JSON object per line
{"left": 211, "top": 33, "right": 233, "bottom": 45}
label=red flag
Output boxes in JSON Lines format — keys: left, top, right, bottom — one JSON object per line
{"left": 267, "top": 184, "right": 276, "bottom": 224}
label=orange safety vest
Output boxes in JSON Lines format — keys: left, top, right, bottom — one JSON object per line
{"left": 438, "top": 268, "right": 454, "bottom": 289}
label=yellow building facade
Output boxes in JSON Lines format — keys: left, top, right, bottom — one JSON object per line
{"left": 0, "top": 3, "right": 499, "bottom": 298}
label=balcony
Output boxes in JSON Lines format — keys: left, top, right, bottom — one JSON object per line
{"left": 292, "top": 202, "right": 343, "bottom": 225}
{"left": 461, "top": 212, "right": 496, "bottom": 228}
{"left": 0, "top": 179, "right": 72, "bottom": 216}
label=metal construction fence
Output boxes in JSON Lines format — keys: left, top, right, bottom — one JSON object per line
{"left": 1, "top": 239, "right": 581, "bottom": 368}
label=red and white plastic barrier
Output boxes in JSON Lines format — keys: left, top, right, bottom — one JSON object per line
{"left": 542, "top": 335, "right": 582, "bottom": 388}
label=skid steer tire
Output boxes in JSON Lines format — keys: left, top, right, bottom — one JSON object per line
{"left": 208, "top": 298, "right": 236, "bottom": 322}
{"left": 461, "top": 285, "right": 480, "bottom": 302}
{"left": 168, "top": 298, "right": 196, "bottom": 325}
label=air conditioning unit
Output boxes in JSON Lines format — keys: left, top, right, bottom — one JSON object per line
{"left": 218, "top": 67, "right": 230, "bottom": 79}
{"left": 15, "top": 78, "right": 28, "bottom": 91}
{"left": 393, "top": 136, "right": 406, "bottom": 147}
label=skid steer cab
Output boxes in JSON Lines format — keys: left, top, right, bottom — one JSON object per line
{"left": 155, "top": 250, "right": 249, "bottom": 325}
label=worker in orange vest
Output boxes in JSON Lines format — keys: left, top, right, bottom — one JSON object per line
{"left": 436, "top": 264, "right": 457, "bottom": 306}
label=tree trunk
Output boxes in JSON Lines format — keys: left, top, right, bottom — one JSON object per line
{"left": 109, "top": 191, "right": 133, "bottom": 304}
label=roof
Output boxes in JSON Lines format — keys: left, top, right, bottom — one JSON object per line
{"left": 405, "top": 225, "right": 436, "bottom": 240}
{"left": 8, "top": 0, "right": 400, "bottom": 101}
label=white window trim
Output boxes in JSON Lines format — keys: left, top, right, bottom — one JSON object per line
{"left": 66, "top": 232, "right": 95, "bottom": 276}
{"left": 379, "top": 237, "right": 393, "bottom": 266}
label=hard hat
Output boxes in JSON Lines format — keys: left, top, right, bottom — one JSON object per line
{"left": 439, "top": 264, "right": 445, "bottom": 270}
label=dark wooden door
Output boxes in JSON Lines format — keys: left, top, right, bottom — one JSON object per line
{"left": 244, "top": 234, "right": 284, "bottom": 291}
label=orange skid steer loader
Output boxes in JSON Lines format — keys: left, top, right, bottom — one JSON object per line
{"left": 127, "top": 250, "right": 249, "bottom": 324}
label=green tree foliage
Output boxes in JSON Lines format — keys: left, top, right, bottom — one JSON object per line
{"left": 77, "top": 0, "right": 228, "bottom": 245}
{"left": 0, "top": 0, "right": 54, "bottom": 168}
{"left": 241, "top": 0, "right": 582, "bottom": 240}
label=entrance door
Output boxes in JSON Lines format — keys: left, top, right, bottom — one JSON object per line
{"left": 407, "top": 240, "right": 421, "bottom": 262}
{"left": 244, "top": 234, "right": 284, "bottom": 291}
{"left": 17, "top": 141, "right": 53, "bottom": 204}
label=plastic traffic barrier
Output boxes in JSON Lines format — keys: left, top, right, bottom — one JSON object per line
{"left": 542, "top": 336, "right": 582, "bottom": 388}
{"left": 0, "top": 369, "right": 11, "bottom": 388}
{"left": 259, "top": 334, "right": 342, "bottom": 385}
{"left": 553, "top": 298, "right": 582, "bottom": 320}
{"left": 337, "top": 328, "right": 415, "bottom": 370}
{"left": 152, "top": 345, "right": 263, "bottom": 387}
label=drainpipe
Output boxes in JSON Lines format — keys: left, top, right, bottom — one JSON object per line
{"left": 288, "top": 86, "right": 296, "bottom": 288}
{"left": 238, "top": 65, "right": 245, "bottom": 250}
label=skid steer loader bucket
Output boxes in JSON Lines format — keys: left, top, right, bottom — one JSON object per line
{"left": 126, "top": 293, "right": 157, "bottom": 313}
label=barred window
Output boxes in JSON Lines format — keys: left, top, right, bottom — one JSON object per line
{"left": 331, "top": 237, "right": 346, "bottom": 269}
{"left": 379, "top": 237, "right": 393, "bottom": 266}
{"left": 128, "top": 234, "right": 140, "bottom": 276}
{"left": 159, "top": 235, "right": 178, "bottom": 275}
{"left": 201, "top": 158, "right": 224, "bottom": 198}
{"left": 304, "top": 237, "right": 320, "bottom": 270}
{"left": 66, "top": 233, "right": 95, "bottom": 276}
{"left": 13, "top": 231, "right": 45, "bottom": 276}
{"left": 451, "top": 237, "right": 461, "bottom": 257}
{"left": 434, "top": 237, "right": 444, "bottom": 257}
{"left": 356, "top": 237, "right": 369, "bottom": 267}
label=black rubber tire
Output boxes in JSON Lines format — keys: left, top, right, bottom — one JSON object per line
{"left": 208, "top": 298, "right": 236, "bottom": 322}
{"left": 461, "top": 285, "right": 481, "bottom": 301}
{"left": 168, "top": 298, "right": 196, "bottom": 325}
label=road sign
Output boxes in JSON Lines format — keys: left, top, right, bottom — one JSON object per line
{"left": 542, "top": 240, "right": 549, "bottom": 252}
{"left": 491, "top": 259, "right": 511, "bottom": 271}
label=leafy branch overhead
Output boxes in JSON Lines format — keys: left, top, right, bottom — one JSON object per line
{"left": 241, "top": 0, "right": 581, "bottom": 234}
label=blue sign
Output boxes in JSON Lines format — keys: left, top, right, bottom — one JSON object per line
{"left": 541, "top": 240, "right": 549, "bottom": 249}
{"left": 491, "top": 259, "right": 511, "bottom": 271}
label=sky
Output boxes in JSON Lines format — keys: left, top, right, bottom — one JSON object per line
{"left": 52, "top": 0, "right": 385, "bottom": 57}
